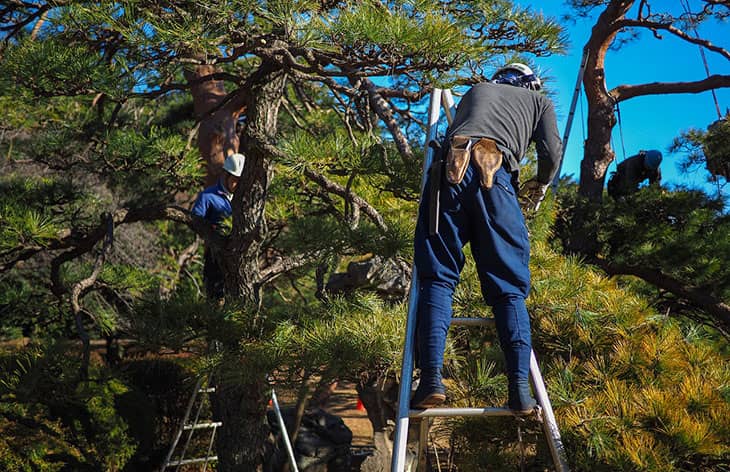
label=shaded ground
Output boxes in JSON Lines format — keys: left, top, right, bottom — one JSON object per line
{"left": 321, "top": 380, "right": 374, "bottom": 447}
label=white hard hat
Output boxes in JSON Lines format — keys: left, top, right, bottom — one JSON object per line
{"left": 492, "top": 63, "right": 542, "bottom": 91}
{"left": 222, "top": 153, "right": 245, "bottom": 177}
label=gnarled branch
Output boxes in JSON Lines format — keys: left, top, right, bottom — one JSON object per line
{"left": 612, "top": 18, "right": 730, "bottom": 60}
{"left": 611, "top": 74, "right": 730, "bottom": 102}
{"left": 359, "top": 78, "right": 414, "bottom": 161}
{"left": 70, "top": 214, "right": 114, "bottom": 379}
{"left": 596, "top": 259, "right": 730, "bottom": 332}
{"left": 303, "top": 168, "right": 388, "bottom": 232}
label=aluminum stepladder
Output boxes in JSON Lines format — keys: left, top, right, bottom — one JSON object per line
{"left": 161, "top": 374, "right": 220, "bottom": 471}
{"left": 390, "top": 89, "right": 570, "bottom": 472}
{"left": 161, "top": 374, "right": 300, "bottom": 472}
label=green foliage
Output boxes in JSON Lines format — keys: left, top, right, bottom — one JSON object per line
{"left": 283, "top": 294, "right": 406, "bottom": 378}
{"left": 2, "top": 37, "right": 132, "bottom": 99}
{"left": 450, "top": 207, "right": 730, "bottom": 471}
{"left": 0, "top": 342, "right": 137, "bottom": 471}
{"left": 320, "top": 1, "right": 468, "bottom": 62}
{"left": 127, "top": 289, "right": 209, "bottom": 352}
{"left": 102, "top": 125, "right": 203, "bottom": 205}
{"left": 0, "top": 176, "right": 80, "bottom": 252}
{"left": 556, "top": 186, "right": 730, "bottom": 318}
{"left": 672, "top": 113, "right": 730, "bottom": 183}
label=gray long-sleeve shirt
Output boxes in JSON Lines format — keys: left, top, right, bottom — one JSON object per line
{"left": 447, "top": 82, "right": 562, "bottom": 184}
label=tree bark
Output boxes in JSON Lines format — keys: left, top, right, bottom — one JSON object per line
{"left": 185, "top": 65, "right": 245, "bottom": 186}
{"left": 212, "top": 371, "right": 270, "bottom": 472}
{"left": 577, "top": 1, "right": 632, "bottom": 201}
{"left": 577, "top": 1, "right": 730, "bottom": 201}
{"left": 213, "top": 62, "right": 288, "bottom": 472}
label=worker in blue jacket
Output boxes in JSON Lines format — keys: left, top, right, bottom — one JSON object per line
{"left": 607, "top": 150, "right": 662, "bottom": 198}
{"left": 191, "top": 153, "right": 245, "bottom": 300}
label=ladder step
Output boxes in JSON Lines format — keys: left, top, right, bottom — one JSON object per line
{"left": 166, "top": 456, "right": 218, "bottom": 467}
{"left": 409, "top": 406, "right": 524, "bottom": 418}
{"left": 451, "top": 317, "right": 495, "bottom": 327}
{"left": 183, "top": 421, "right": 222, "bottom": 430}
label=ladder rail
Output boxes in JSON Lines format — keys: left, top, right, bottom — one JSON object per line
{"left": 441, "top": 89, "right": 457, "bottom": 126}
{"left": 552, "top": 47, "right": 590, "bottom": 191}
{"left": 175, "top": 375, "right": 212, "bottom": 472}
{"left": 530, "top": 351, "right": 570, "bottom": 472}
{"left": 271, "top": 388, "right": 300, "bottom": 472}
{"left": 201, "top": 424, "right": 218, "bottom": 472}
{"left": 391, "top": 88, "right": 443, "bottom": 472}
{"left": 161, "top": 376, "right": 205, "bottom": 470}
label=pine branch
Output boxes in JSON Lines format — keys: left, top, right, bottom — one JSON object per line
{"left": 159, "top": 237, "right": 201, "bottom": 300}
{"left": 302, "top": 168, "right": 388, "bottom": 232}
{"left": 358, "top": 77, "right": 414, "bottom": 160}
{"left": 70, "top": 214, "right": 114, "bottom": 380}
{"left": 249, "top": 134, "right": 389, "bottom": 232}
{"left": 611, "top": 74, "right": 730, "bottom": 102}
{"left": 596, "top": 259, "right": 730, "bottom": 332}
{"left": 3, "top": 205, "right": 217, "bottom": 274}
{"left": 260, "top": 250, "right": 325, "bottom": 284}
{"left": 612, "top": 18, "right": 730, "bottom": 60}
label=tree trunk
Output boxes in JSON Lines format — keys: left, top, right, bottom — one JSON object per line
{"left": 577, "top": 1, "right": 632, "bottom": 201}
{"left": 212, "top": 373, "right": 270, "bottom": 472}
{"left": 213, "top": 62, "right": 288, "bottom": 472}
{"left": 578, "top": 96, "right": 616, "bottom": 200}
{"left": 185, "top": 64, "right": 244, "bottom": 186}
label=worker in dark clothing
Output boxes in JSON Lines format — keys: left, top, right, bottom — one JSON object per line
{"left": 191, "top": 153, "right": 245, "bottom": 300}
{"left": 607, "top": 150, "right": 662, "bottom": 198}
{"left": 411, "top": 63, "right": 561, "bottom": 414}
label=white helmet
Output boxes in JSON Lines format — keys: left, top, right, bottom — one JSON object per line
{"left": 222, "top": 153, "right": 245, "bottom": 177}
{"left": 492, "top": 63, "right": 542, "bottom": 91}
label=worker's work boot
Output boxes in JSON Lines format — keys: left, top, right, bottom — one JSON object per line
{"left": 508, "top": 379, "right": 537, "bottom": 415}
{"left": 446, "top": 135, "right": 472, "bottom": 185}
{"left": 471, "top": 138, "right": 503, "bottom": 189}
{"left": 410, "top": 369, "right": 446, "bottom": 409}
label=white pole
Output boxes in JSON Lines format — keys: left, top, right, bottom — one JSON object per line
{"left": 271, "top": 389, "right": 300, "bottom": 472}
{"left": 441, "top": 89, "right": 457, "bottom": 127}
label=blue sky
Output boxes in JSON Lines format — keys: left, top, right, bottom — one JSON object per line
{"left": 523, "top": 2, "right": 729, "bottom": 195}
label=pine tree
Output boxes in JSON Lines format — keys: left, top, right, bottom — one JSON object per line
{"left": 1, "top": 1, "right": 565, "bottom": 469}
{"left": 565, "top": 0, "right": 730, "bottom": 201}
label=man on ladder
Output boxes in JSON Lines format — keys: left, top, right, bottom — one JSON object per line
{"left": 411, "top": 63, "right": 561, "bottom": 413}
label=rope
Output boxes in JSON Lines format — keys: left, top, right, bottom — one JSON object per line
{"left": 680, "top": 0, "right": 723, "bottom": 120}
{"left": 615, "top": 101, "right": 628, "bottom": 161}
{"left": 580, "top": 85, "right": 586, "bottom": 143}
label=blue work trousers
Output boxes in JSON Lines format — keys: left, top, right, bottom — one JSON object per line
{"left": 414, "top": 162, "right": 532, "bottom": 383}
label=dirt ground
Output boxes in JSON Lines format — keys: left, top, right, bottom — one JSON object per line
{"left": 321, "top": 380, "right": 374, "bottom": 447}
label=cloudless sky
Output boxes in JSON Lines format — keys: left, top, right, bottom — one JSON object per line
{"left": 520, "top": 2, "right": 729, "bottom": 195}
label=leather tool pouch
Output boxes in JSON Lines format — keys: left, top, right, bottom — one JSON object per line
{"left": 471, "top": 138, "right": 503, "bottom": 189}
{"left": 445, "top": 135, "right": 472, "bottom": 185}
{"left": 446, "top": 136, "right": 504, "bottom": 189}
